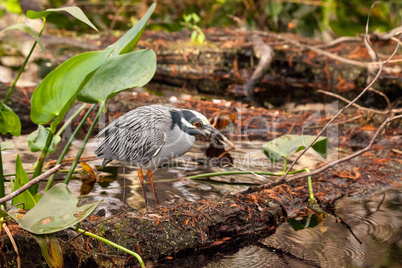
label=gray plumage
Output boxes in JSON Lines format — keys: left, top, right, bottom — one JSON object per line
{"left": 96, "top": 105, "right": 209, "bottom": 170}
{"left": 96, "top": 104, "right": 232, "bottom": 207}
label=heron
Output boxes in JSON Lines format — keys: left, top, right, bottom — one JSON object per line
{"left": 96, "top": 105, "right": 233, "bottom": 207}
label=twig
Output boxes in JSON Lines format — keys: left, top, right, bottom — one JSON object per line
{"left": 314, "top": 36, "right": 361, "bottom": 48}
{"left": 317, "top": 90, "right": 402, "bottom": 115}
{"left": 368, "top": 87, "right": 391, "bottom": 109}
{"left": 372, "top": 26, "right": 402, "bottom": 40}
{"left": 108, "top": 0, "right": 131, "bottom": 31}
{"left": 390, "top": 36, "right": 402, "bottom": 46}
{"left": 254, "top": 24, "right": 401, "bottom": 73}
{"left": 245, "top": 34, "right": 274, "bottom": 106}
{"left": 314, "top": 26, "right": 402, "bottom": 49}
{"left": 241, "top": 114, "right": 402, "bottom": 193}
{"left": 2, "top": 222, "right": 21, "bottom": 268}
{"left": 241, "top": 3, "right": 402, "bottom": 195}
{"left": 0, "top": 165, "right": 61, "bottom": 205}
{"left": 278, "top": 2, "right": 401, "bottom": 181}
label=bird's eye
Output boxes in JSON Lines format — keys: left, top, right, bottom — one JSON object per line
{"left": 193, "top": 121, "right": 202, "bottom": 127}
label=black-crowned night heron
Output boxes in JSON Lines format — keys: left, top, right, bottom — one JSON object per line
{"left": 96, "top": 105, "right": 233, "bottom": 207}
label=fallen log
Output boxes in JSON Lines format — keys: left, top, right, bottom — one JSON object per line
{"left": 3, "top": 28, "right": 401, "bottom": 112}
{"left": 136, "top": 28, "right": 401, "bottom": 108}
{"left": 0, "top": 143, "right": 400, "bottom": 267}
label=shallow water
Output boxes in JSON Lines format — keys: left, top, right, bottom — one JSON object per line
{"left": 203, "top": 190, "right": 401, "bottom": 268}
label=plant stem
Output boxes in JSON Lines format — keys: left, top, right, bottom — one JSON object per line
{"left": 45, "top": 104, "right": 96, "bottom": 192}
{"left": 282, "top": 158, "right": 287, "bottom": 173}
{"left": 304, "top": 213, "right": 312, "bottom": 229}
{"left": 74, "top": 227, "right": 144, "bottom": 268}
{"left": 4, "top": 19, "right": 46, "bottom": 104}
{"left": 304, "top": 168, "right": 317, "bottom": 204}
{"left": 30, "top": 130, "right": 54, "bottom": 195}
{"left": 56, "top": 103, "right": 87, "bottom": 137}
{"left": 64, "top": 103, "right": 103, "bottom": 184}
{"left": 0, "top": 144, "right": 4, "bottom": 199}
{"left": 184, "top": 168, "right": 307, "bottom": 181}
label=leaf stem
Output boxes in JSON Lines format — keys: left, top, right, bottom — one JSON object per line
{"left": 0, "top": 144, "right": 4, "bottom": 198}
{"left": 304, "top": 168, "right": 317, "bottom": 205}
{"left": 74, "top": 227, "right": 144, "bottom": 268}
{"left": 64, "top": 103, "right": 103, "bottom": 184}
{"left": 45, "top": 104, "right": 96, "bottom": 192}
{"left": 56, "top": 103, "right": 87, "bottom": 137}
{"left": 282, "top": 158, "right": 287, "bottom": 173}
{"left": 184, "top": 168, "right": 307, "bottom": 181}
{"left": 4, "top": 18, "right": 46, "bottom": 104}
{"left": 30, "top": 130, "right": 53, "bottom": 194}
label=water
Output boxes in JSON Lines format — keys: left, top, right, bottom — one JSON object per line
{"left": 204, "top": 190, "right": 401, "bottom": 268}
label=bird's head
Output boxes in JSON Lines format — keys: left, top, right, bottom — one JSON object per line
{"left": 171, "top": 109, "right": 233, "bottom": 147}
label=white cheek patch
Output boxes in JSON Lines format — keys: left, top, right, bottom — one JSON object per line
{"left": 181, "top": 117, "right": 195, "bottom": 128}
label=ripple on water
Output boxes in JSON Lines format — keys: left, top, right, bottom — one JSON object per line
{"left": 224, "top": 190, "right": 402, "bottom": 268}
{"left": 203, "top": 245, "right": 285, "bottom": 268}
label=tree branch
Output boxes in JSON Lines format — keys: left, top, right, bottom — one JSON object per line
{"left": 277, "top": 2, "right": 401, "bottom": 182}
{"left": 0, "top": 165, "right": 61, "bottom": 205}
{"left": 242, "top": 114, "right": 402, "bottom": 194}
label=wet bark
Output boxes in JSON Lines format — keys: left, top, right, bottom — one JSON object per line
{"left": 0, "top": 146, "right": 399, "bottom": 267}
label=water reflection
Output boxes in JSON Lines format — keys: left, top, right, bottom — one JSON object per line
{"left": 204, "top": 190, "right": 401, "bottom": 268}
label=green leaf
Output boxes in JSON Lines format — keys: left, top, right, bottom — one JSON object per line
{"left": 30, "top": 50, "right": 111, "bottom": 128}
{"left": 197, "top": 32, "right": 205, "bottom": 44}
{"left": 8, "top": 184, "right": 101, "bottom": 234}
{"left": 0, "top": 141, "right": 14, "bottom": 151}
{"left": 32, "top": 233, "right": 64, "bottom": 268}
{"left": 0, "top": 209, "right": 8, "bottom": 218}
{"left": 12, "top": 155, "right": 37, "bottom": 209}
{"left": 192, "top": 13, "right": 201, "bottom": 24}
{"left": 27, "top": 7, "right": 98, "bottom": 32}
{"left": 78, "top": 49, "right": 157, "bottom": 103}
{"left": 0, "top": 103, "right": 21, "bottom": 137}
{"left": 108, "top": 2, "right": 155, "bottom": 56}
{"left": 0, "top": 24, "right": 45, "bottom": 53}
{"left": 28, "top": 125, "right": 61, "bottom": 154}
{"left": 191, "top": 30, "right": 197, "bottom": 43}
{"left": 263, "top": 135, "right": 328, "bottom": 162}
{"left": 5, "top": 0, "right": 22, "bottom": 14}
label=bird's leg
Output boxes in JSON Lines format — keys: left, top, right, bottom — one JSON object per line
{"left": 138, "top": 168, "right": 150, "bottom": 210}
{"left": 147, "top": 170, "right": 159, "bottom": 206}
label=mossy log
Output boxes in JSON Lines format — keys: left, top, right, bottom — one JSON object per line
{"left": 1, "top": 146, "right": 399, "bottom": 267}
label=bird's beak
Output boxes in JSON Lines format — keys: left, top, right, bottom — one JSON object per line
{"left": 203, "top": 125, "right": 236, "bottom": 148}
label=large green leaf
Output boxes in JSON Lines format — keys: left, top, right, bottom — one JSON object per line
{"left": 263, "top": 135, "right": 328, "bottom": 162}
{"left": 12, "top": 155, "right": 37, "bottom": 209}
{"left": 108, "top": 3, "right": 155, "bottom": 56}
{"left": 27, "top": 7, "right": 98, "bottom": 32}
{"left": 0, "top": 103, "right": 21, "bottom": 136}
{"left": 0, "top": 24, "right": 45, "bottom": 53}
{"left": 30, "top": 50, "right": 111, "bottom": 130}
{"left": 8, "top": 183, "right": 101, "bottom": 234}
{"left": 28, "top": 125, "right": 61, "bottom": 153}
{"left": 78, "top": 49, "right": 157, "bottom": 103}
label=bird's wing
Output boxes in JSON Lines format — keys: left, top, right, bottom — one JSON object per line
{"left": 95, "top": 106, "right": 170, "bottom": 163}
